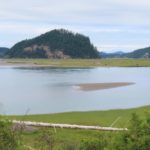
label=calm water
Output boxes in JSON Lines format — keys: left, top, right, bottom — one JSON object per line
{"left": 0, "top": 66, "right": 150, "bottom": 115}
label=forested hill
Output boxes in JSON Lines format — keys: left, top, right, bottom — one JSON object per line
{"left": 125, "top": 47, "right": 150, "bottom": 58}
{"left": 100, "top": 47, "right": 150, "bottom": 58}
{"left": 7, "top": 29, "right": 100, "bottom": 58}
{"left": 0, "top": 47, "right": 9, "bottom": 57}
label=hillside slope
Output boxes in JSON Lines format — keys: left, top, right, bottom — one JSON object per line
{"left": 0, "top": 47, "right": 9, "bottom": 57}
{"left": 7, "top": 29, "right": 100, "bottom": 59}
{"left": 101, "top": 47, "right": 150, "bottom": 58}
{"left": 125, "top": 47, "right": 150, "bottom": 58}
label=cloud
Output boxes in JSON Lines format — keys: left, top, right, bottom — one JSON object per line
{"left": 98, "top": 44, "right": 150, "bottom": 52}
{"left": 1, "top": 0, "right": 150, "bottom": 26}
{"left": 0, "top": 0, "right": 150, "bottom": 51}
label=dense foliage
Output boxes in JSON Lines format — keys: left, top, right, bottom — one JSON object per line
{"left": 0, "top": 47, "right": 9, "bottom": 57}
{"left": 0, "top": 118, "right": 22, "bottom": 150}
{"left": 7, "top": 29, "right": 100, "bottom": 59}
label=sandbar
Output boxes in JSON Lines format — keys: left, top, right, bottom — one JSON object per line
{"left": 77, "top": 82, "right": 135, "bottom": 91}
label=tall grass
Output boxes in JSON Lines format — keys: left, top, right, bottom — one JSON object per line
{"left": 5, "top": 58, "right": 150, "bottom": 67}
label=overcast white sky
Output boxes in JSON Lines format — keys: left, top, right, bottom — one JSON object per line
{"left": 0, "top": 0, "right": 150, "bottom": 52}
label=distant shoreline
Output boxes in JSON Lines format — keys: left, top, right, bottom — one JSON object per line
{"left": 0, "top": 58, "right": 150, "bottom": 67}
{"left": 0, "top": 59, "right": 57, "bottom": 67}
{"left": 77, "top": 82, "right": 135, "bottom": 91}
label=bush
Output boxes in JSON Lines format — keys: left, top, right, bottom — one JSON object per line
{"left": 0, "top": 118, "right": 22, "bottom": 150}
{"left": 61, "top": 141, "right": 77, "bottom": 150}
{"left": 79, "top": 135, "right": 107, "bottom": 150}
{"left": 113, "top": 113, "right": 150, "bottom": 150}
{"left": 35, "top": 128, "right": 55, "bottom": 150}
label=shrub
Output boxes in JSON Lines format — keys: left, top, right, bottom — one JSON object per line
{"left": 113, "top": 113, "right": 150, "bottom": 150}
{"left": 35, "top": 128, "right": 55, "bottom": 150}
{"left": 0, "top": 118, "right": 22, "bottom": 150}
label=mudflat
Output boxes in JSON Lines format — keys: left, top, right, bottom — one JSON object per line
{"left": 77, "top": 82, "right": 135, "bottom": 91}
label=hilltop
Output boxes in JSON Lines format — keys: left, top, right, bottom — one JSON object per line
{"left": 7, "top": 29, "right": 100, "bottom": 59}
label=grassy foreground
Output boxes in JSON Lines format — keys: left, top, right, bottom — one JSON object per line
{"left": 6, "top": 105, "right": 150, "bottom": 128}
{"left": 2, "top": 106, "right": 150, "bottom": 150}
{"left": 4, "top": 58, "right": 150, "bottom": 67}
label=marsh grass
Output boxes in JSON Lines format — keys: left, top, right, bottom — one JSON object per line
{"left": 5, "top": 58, "right": 150, "bottom": 67}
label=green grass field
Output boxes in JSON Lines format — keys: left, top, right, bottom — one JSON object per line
{"left": 6, "top": 105, "right": 150, "bottom": 128}
{"left": 21, "top": 128, "right": 111, "bottom": 149}
{"left": 4, "top": 58, "right": 150, "bottom": 67}
{"left": 3, "top": 106, "right": 150, "bottom": 149}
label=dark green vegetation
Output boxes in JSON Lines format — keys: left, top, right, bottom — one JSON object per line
{"left": 7, "top": 29, "right": 99, "bottom": 59}
{"left": 126, "top": 47, "right": 150, "bottom": 58}
{"left": 5, "top": 58, "right": 150, "bottom": 67}
{"left": 0, "top": 47, "right": 9, "bottom": 57}
{"left": 1, "top": 106, "right": 150, "bottom": 150}
{"left": 101, "top": 47, "right": 150, "bottom": 58}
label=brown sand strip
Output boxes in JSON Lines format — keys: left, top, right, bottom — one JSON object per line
{"left": 78, "top": 82, "right": 135, "bottom": 91}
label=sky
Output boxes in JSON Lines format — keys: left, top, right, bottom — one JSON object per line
{"left": 0, "top": 0, "right": 150, "bottom": 52}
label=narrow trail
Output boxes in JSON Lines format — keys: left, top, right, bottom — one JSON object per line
{"left": 12, "top": 120, "right": 128, "bottom": 131}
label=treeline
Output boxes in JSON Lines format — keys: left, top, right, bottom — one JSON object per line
{"left": 7, "top": 29, "right": 100, "bottom": 59}
{"left": 0, "top": 47, "right": 9, "bottom": 57}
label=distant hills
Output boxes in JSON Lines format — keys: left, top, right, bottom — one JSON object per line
{"left": 125, "top": 47, "right": 150, "bottom": 58}
{"left": 7, "top": 29, "right": 100, "bottom": 59}
{"left": 1, "top": 29, "right": 150, "bottom": 59}
{"left": 101, "top": 47, "right": 150, "bottom": 58}
{"left": 0, "top": 47, "right": 9, "bottom": 57}
{"left": 100, "top": 51, "right": 126, "bottom": 58}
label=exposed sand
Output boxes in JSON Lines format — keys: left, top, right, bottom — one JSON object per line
{"left": 77, "top": 82, "right": 135, "bottom": 91}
